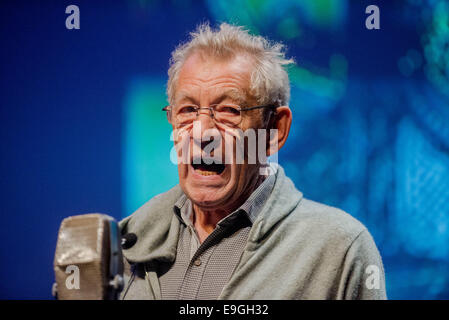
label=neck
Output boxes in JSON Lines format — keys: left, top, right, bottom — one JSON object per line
{"left": 191, "top": 171, "right": 266, "bottom": 243}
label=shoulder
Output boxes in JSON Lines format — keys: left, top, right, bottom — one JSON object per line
{"left": 119, "top": 185, "right": 183, "bottom": 233}
{"left": 286, "top": 197, "right": 368, "bottom": 246}
{"left": 118, "top": 185, "right": 183, "bottom": 263}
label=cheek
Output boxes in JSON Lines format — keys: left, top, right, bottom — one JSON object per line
{"left": 174, "top": 129, "right": 193, "bottom": 165}
{"left": 222, "top": 132, "right": 236, "bottom": 164}
{"left": 177, "top": 164, "right": 188, "bottom": 182}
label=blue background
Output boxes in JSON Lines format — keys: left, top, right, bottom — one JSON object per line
{"left": 1, "top": 0, "right": 449, "bottom": 299}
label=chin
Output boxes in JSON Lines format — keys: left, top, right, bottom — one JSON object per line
{"left": 187, "top": 190, "right": 225, "bottom": 207}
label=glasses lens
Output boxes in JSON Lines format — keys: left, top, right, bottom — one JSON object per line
{"left": 175, "top": 105, "right": 197, "bottom": 125}
{"left": 213, "top": 104, "right": 241, "bottom": 126}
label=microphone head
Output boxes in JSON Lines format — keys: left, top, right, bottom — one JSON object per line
{"left": 53, "top": 213, "right": 124, "bottom": 300}
{"left": 121, "top": 233, "right": 137, "bottom": 249}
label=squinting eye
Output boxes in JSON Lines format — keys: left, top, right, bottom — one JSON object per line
{"left": 178, "top": 106, "right": 197, "bottom": 114}
{"left": 217, "top": 105, "right": 240, "bottom": 115}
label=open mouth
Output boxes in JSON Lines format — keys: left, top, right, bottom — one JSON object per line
{"left": 191, "top": 160, "right": 226, "bottom": 176}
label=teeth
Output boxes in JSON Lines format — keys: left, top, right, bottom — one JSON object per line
{"left": 195, "top": 169, "right": 218, "bottom": 176}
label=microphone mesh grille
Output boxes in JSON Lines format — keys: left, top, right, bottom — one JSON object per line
{"left": 54, "top": 214, "right": 111, "bottom": 300}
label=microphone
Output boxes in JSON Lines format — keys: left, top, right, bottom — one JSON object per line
{"left": 52, "top": 213, "right": 124, "bottom": 300}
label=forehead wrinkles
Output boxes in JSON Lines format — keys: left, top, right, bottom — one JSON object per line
{"left": 174, "top": 52, "right": 253, "bottom": 104}
{"left": 175, "top": 74, "right": 248, "bottom": 103}
{"left": 176, "top": 85, "right": 247, "bottom": 105}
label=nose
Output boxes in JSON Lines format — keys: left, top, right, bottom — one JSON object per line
{"left": 197, "top": 108, "right": 216, "bottom": 129}
{"left": 193, "top": 108, "right": 221, "bottom": 155}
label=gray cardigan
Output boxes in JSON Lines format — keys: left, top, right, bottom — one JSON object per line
{"left": 119, "top": 165, "right": 387, "bottom": 299}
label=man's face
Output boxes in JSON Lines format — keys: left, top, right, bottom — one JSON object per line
{"left": 172, "top": 52, "right": 266, "bottom": 211}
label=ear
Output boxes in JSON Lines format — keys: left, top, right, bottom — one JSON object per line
{"left": 267, "top": 106, "right": 292, "bottom": 156}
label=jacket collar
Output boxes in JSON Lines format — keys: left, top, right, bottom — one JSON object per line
{"left": 119, "top": 185, "right": 183, "bottom": 264}
{"left": 246, "top": 164, "right": 303, "bottom": 245}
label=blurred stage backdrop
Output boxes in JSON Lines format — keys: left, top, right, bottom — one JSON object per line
{"left": 1, "top": 0, "right": 448, "bottom": 299}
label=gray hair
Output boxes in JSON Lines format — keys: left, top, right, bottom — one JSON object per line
{"left": 166, "top": 23, "right": 294, "bottom": 107}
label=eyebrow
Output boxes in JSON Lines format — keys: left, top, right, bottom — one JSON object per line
{"left": 213, "top": 89, "right": 247, "bottom": 105}
{"left": 175, "top": 91, "right": 197, "bottom": 105}
{"left": 175, "top": 89, "right": 247, "bottom": 106}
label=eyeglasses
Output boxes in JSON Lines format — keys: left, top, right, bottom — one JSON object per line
{"left": 162, "top": 103, "right": 277, "bottom": 127}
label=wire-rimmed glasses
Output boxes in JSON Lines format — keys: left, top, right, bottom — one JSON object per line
{"left": 162, "top": 103, "right": 277, "bottom": 127}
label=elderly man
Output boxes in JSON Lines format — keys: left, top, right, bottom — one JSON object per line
{"left": 119, "top": 23, "right": 386, "bottom": 300}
